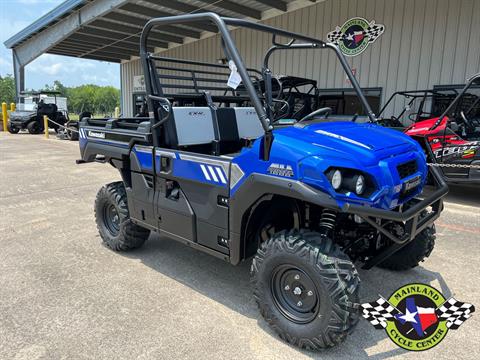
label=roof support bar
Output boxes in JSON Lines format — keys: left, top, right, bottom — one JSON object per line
{"left": 120, "top": 3, "right": 219, "bottom": 34}
{"left": 47, "top": 50, "right": 122, "bottom": 63}
{"left": 79, "top": 26, "right": 175, "bottom": 46}
{"left": 104, "top": 12, "right": 204, "bottom": 38}
{"left": 197, "top": 0, "right": 262, "bottom": 19}
{"left": 142, "top": 0, "right": 229, "bottom": 18}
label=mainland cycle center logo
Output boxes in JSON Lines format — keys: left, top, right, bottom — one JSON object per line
{"left": 327, "top": 17, "right": 385, "bottom": 56}
{"left": 361, "top": 283, "right": 475, "bottom": 351}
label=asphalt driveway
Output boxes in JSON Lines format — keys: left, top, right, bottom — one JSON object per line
{"left": 0, "top": 132, "right": 478, "bottom": 359}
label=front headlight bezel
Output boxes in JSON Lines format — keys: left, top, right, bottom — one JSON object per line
{"left": 325, "top": 167, "right": 376, "bottom": 197}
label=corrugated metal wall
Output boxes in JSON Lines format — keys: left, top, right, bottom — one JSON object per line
{"left": 121, "top": 0, "right": 480, "bottom": 117}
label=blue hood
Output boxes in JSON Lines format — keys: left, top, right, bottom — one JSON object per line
{"left": 273, "top": 122, "right": 419, "bottom": 165}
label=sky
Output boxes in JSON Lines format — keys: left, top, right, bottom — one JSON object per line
{"left": 0, "top": 0, "right": 120, "bottom": 89}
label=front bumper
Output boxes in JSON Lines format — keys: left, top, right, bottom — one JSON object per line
{"left": 341, "top": 165, "right": 448, "bottom": 269}
{"left": 9, "top": 118, "right": 30, "bottom": 127}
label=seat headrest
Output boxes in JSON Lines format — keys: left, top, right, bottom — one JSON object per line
{"left": 233, "top": 107, "right": 264, "bottom": 139}
{"left": 171, "top": 107, "right": 215, "bottom": 146}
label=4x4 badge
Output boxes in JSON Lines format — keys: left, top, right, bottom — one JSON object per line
{"left": 362, "top": 283, "right": 475, "bottom": 351}
{"left": 267, "top": 163, "right": 294, "bottom": 177}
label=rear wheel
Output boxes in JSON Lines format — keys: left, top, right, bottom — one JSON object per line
{"left": 65, "top": 122, "right": 79, "bottom": 141}
{"left": 54, "top": 115, "right": 67, "bottom": 134}
{"left": 251, "top": 229, "right": 360, "bottom": 350}
{"left": 27, "top": 121, "right": 42, "bottom": 134}
{"left": 378, "top": 225, "right": 436, "bottom": 271}
{"left": 95, "top": 182, "right": 150, "bottom": 251}
{"left": 66, "top": 128, "right": 79, "bottom": 141}
{"left": 7, "top": 122, "right": 20, "bottom": 134}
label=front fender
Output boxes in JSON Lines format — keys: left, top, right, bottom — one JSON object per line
{"left": 228, "top": 173, "right": 339, "bottom": 265}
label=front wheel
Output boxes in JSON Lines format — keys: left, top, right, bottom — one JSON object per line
{"left": 27, "top": 121, "right": 42, "bottom": 134}
{"left": 95, "top": 182, "right": 150, "bottom": 251}
{"left": 251, "top": 230, "right": 360, "bottom": 350}
{"left": 7, "top": 122, "right": 20, "bottom": 134}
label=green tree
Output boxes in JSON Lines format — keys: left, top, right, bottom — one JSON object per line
{"left": 0, "top": 74, "right": 16, "bottom": 104}
{"left": 5, "top": 80, "right": 121, "bottom": 116}
{"left": 53, "top": 80, "right": 68, "bottom": 97}
{"left": 66, "top": 84, "right": 120, "bottom": 115}
{"left": 94, "top": 86, "right": 120, "bottom": 114}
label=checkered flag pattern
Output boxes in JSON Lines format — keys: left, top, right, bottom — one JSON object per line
{"left": 327, "top": 26, "right": 343, "bottom": 44}
{"left": 361, "top": 297, "right": 400, "bottom": 329}
{"left": 365, "top": 21, "right": 385, "bottom": 43}
{"left": 435, "top": 298, "right": 475, "bottom": 330}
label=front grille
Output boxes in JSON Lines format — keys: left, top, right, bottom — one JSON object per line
{"left": 400, "top": 187, "right": 418, "bottom": 200}
{"left": 397, "top": 160, "right": 418, "bottom": 179}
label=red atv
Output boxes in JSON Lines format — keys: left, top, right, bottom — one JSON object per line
{"left": 403, "top": 74, "right": 480, "bottom": 184}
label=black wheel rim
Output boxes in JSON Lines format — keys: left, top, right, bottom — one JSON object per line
{"left": 103, "top": 204, "right": 120, "bottom": 235}
{"left": 271, "top": 265, "right": 320, "bottom": 324}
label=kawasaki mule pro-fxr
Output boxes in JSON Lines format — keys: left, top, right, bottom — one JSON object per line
{"left": 77, "top": 13, "right": 447, "bottom": 350}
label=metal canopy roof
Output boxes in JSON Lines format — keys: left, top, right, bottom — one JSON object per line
{"left": 5, "top": 0, "right": 304, "bottom": 64}
{"left": 4, "top": 0, "right": 88, "bottom": 49}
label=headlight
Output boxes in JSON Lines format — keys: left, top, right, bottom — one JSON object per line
{"left": 355, "top": 174, "right": 365, "bottom": 195}
{"left": 328, "top": 169, "right": 342, "bottom": 190}
{"left": 325, "top": 167, "right": 375, "bottom": 197}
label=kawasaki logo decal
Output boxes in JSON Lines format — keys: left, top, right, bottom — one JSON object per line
{"left": 88, "top": 131, "right": 105, "bottom": 139}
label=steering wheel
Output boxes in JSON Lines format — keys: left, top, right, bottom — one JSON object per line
{"left": 271, "top": 99, "right": 290, "bottom": 121}
{"left": 298, "top": 107, "right": 332, "bottom": 123}
{"left": 460, "top": 111, "right": 473, "bottom": 126}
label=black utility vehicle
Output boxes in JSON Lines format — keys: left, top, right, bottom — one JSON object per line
{"left": 78, "top": 14, "right": 447, "bottom": 350}
{"left": 8, "top": 91, "right": 68, "bottom": 134}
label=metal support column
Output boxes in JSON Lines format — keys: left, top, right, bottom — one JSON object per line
{"left": 12, "top": 50, "right": 25, "bottom": 103}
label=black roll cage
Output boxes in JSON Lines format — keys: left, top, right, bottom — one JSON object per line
{"left": 430, "top": 72, "right": 480, "bottom": 130}
{"left": 378, "top": 89, "right": 458, "bottom": 123}
{"left": 140, "top": 13, "right": 376, "bottom": 158}
{"left": 18, "top": 90, "right": 61, "bottom": 105}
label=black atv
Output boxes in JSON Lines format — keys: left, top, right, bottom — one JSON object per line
{"left": 56, "top": 111, "right": 93, "bottom": 141}
{"left": 8, "top": 91, "right": 68, "bottom": 134}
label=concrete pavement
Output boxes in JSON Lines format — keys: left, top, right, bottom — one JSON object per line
{"left": 0, "top": 132, "right": 479, "bottom": 359}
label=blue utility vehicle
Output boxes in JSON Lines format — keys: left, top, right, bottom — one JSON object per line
{"left": 78, "top": 14, "right": 447, "bottom": 350}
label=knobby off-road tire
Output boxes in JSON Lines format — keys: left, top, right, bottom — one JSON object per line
{"left": 251, "top": 229, "right": 360, "bottom": 350}
{"left": 95, "top": 181, "right": 150, "bottom": 251}
{"left": 27, "top": 120, "right": 42, "bottom": 134}
{"left": 65, "top": 126, "right": 79, "bottom": 141}
{"left": 378, "top": 225, "right": 436, "bottom": 271}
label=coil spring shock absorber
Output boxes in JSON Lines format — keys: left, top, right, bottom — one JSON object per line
{"left": 319, "top": 208, "right": 337, "bottom": 238}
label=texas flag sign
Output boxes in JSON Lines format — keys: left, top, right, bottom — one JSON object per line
{"left": 395, "top": 297, "right": 438, "bottom": 336}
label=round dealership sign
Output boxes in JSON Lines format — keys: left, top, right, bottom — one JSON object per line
{"left": 327, "top": 17, "right": 385, "bottom": 56}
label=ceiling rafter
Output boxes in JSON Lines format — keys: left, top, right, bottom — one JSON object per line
{"left": 196, "top": 0, "right": 261, "bottom": 19}
{"left": 103, "top": 11, "right": 202, "bottom": 38}
{"left": 252, "top": 0, "right": 287, "bottom": 12}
